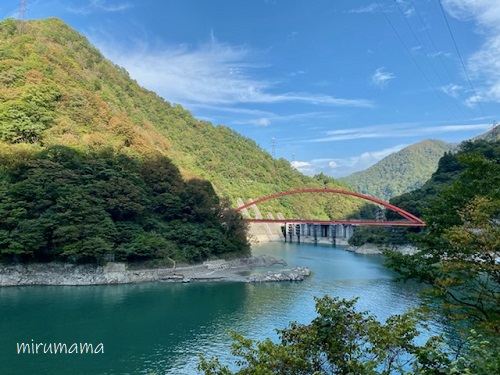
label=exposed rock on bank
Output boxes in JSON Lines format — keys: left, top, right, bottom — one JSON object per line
{"left": 248, "top": 267, "right": 311, "bottom": 282}
{"left": 345, "top": 243, "right": 419, "bottom": 255}
{"left": 0, "top": 255, "right": 302, "bottom": 286}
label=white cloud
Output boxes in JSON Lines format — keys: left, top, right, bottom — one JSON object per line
{"left": 290, "top": 144, "right": 408, "bottom": 177}
{"left": 348, "top": 3, "right": 379, "bottom": 14}
{"left": 95, "top": 37, "right": 372, "bottom": 108}
{"left": 255, "top": 118, "right": 271, "bottom": 126}
{"left": 187, "top": 104, "right": 273, "bottom": 117}
{"left": 442, "top": 0, "right": 500, "bottom": 104}
{"left": 429, "top": 51, "right": 452, "bottom": 58}
{"left": 290, "top": 161, "right": 314, "bottom": 175}
{"left": 441, "top": 83, "right": 463, "bottom": 98}
{"left": 410, "top": 45, "right": 423, "bottom": 53}
{"left": 404, "top": 7, "right": 415, "bottom": 17}
{"left": 68, "top": 0, "right": 132, "bottom": 14}
{"left": 291, "top": 161, "right": 311, "bottom": 168}
{"left": 371, "top": 68, "right": 395, "bottom": 88}
{"left": 232, "top": 111, "right": 339, "bottom": 127}
{"left": 308, "top": 122, "right": 492, "bottom": 143}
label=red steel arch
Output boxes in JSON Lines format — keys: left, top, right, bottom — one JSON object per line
{"left": 236, "top": 188, "right": 425, "bottom": 226}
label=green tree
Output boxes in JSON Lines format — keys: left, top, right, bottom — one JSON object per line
{"left": 385, "top": 152, "right": 500, "bottom": 336}
{"left": 0, "top": 83, "right": 61, "bottom": 143}
{"left": 0, "top": 145, "right": 250, "bottom": 264}
{"left": 198, "top": 296, "right": 462, "bottom": 375}
{"left": 116, "top": 231, "right": 177, "bottom": 261}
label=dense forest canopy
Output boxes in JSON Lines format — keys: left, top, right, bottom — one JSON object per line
{"left": 0, "top": 17, "right": 367, "bottom": 221}
{"left": 0, "top": 145, "right": 249, "bottom": 263}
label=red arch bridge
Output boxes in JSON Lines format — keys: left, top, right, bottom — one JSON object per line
{"left": 235, "top": 189, "right": 425, "bottom": 242}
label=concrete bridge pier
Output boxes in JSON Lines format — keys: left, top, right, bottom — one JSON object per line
{"left": 331, "top": 224, "right": 355, "bottom": 244}
{"left": 281, "top": 222, "right": 356, "bottom": 245}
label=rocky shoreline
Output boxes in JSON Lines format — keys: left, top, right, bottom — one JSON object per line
{"left": 0, "top": 255, "right": 311, "bottom": 287}
{"left": 344, "top": 243, "right": 419, "bottom": 255}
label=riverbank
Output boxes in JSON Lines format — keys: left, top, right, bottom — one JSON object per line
{"left": 345, "top": 243, "right": 419, "bottom": 255}
{"left": 0, "top": 255, "right": 311, "bottom": 286}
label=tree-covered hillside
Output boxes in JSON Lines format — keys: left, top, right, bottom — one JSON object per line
{"left": 385, "top": 138, "right": 500, "bottom": 339}
{"left": 389, "top": 139, "right": 500, "bottom": 219}
{"left": 340, "top": 139, "right": 453, "bottom": 201}
{"left": 0, "top": 145, "right": 250, "bottom": 263}
{"left": 348, "top": 139, "right": 500, "bottom": 247}
{"left": 0, "top": 17, "right": 366, "bottom": 220}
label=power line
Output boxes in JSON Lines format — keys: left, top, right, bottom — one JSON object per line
{"left": 411, "top": 0, "right": 473, "bottom": 110}
{"left": 376, "top": 0, "right": 460, "bottom": 121}
{"left": 437, "top": 0, "right": 486, "bottom": 116}
{"left": 394, "top": 0, "right": 469, "bottom": 120}
{"left": 410, "top": 1, "right": 459, "bottom": 88}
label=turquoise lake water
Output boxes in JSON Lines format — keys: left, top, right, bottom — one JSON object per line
{"left": 0, "top": 243, "right": 425, "bottom": 374}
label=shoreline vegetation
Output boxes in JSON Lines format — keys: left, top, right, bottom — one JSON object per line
{"left": 0, "top": 254, "right": 311, "bottom": 286}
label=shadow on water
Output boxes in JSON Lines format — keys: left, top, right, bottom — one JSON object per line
{"left": 0, "top": 282, "right": 251, "bottom": 375}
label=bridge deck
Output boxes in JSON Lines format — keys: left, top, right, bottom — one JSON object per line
{"left": 244, "top": 219, "right": 425, "bottom": 227}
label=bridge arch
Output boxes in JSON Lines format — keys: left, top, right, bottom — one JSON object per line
{"left": 236, "top": 188, "right": 425, "bottom": 226}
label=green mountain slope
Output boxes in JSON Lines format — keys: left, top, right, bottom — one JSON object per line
{"left": 389, "top": 138, "right": 500, "bottom": 219}
{"left": 348, "top": 138, "right": 500, "bottom": 247}
{"left": 340, "top": 139, "right": 453, "bottom": 201}
{"left": 0, "top": 18, "right": 365, "bottom": 220}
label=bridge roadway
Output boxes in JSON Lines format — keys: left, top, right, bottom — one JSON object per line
{"left": 244, "top": 219, "right": 425, "bottom": 227}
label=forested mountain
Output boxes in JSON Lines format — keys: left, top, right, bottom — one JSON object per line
{"left": 0, "top": 18, "right": 378, "bottom": 263}
{"left": 0, "top": 17, "right": 366, "bottom": 222}
{"left": 349, "top": 138, "right": 500, "bottom": 247}
{"left": 340, "top": 139, "right": 453, "bottom": 201}
{"left": 388, "top": 139, "right": 500, "bottom": 219}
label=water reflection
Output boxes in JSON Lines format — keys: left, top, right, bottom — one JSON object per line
{"left": 0, "top": 243, "right": 425, "bottom": 375}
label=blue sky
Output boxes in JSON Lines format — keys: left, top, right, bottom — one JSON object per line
{"left": 2, "top": 1, "right": 499, "bottom": 177}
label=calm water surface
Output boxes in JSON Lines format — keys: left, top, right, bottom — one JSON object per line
{"left": 0, "top": 243, "right": 423, "bottom": 375}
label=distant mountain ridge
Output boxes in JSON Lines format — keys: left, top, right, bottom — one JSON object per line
{"left": 340, "top": 139, "right": 453, "bottom": 201}
{"left": 472, "top": 123, "right": 500, "bottom": 142}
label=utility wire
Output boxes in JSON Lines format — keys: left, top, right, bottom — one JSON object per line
{"left": 395, "top": 0, "right": 469, "bottom": 120}
{"left": 410, "top": 1, "right": 459, "bottom": 89}
{"left": 437, "top": 0, "right": 486, "bottom": 116}
{"left": 376, "top": 0, "right": 460, "bottom": 121}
